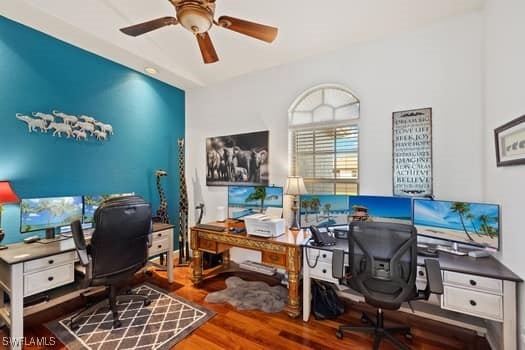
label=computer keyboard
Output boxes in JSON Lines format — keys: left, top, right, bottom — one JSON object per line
{"left": 239, "top": 260, "right": 276, "bottom": 276}
{"left": 195, "top": 223, "right": 225, "bottom": 232}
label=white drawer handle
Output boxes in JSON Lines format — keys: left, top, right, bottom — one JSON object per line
{"left": 157, "top": 233, "right": 162, "bottom": 237}
{"left": 469, "top": 300, "right": 477, "bottom": 306}
{"left": 48, "top": 259, "right": 54, "bottom": 264}
{"left": 469, "top": 279, "right": 477, "bottom": 286}
{"left": 418, "top": 271, "right": 424, "bottom": 277}
{"left": 48, "top": 276, "right": 54, "bottom": 282}
{"left": 322, "top": 254, "right": 327, "bottom": 258}
{"left": 157, "top": 245, "right": 162, "bottom": 249}
{"left": 322, "top": 269, "right": 327, "bottom": 274}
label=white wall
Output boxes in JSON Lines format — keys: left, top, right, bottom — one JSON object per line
{"left": 484, "top": 0, "right": 525, "bottom": 347}
{"left": 186, "top": 12, "right": 484, "bottom": 261}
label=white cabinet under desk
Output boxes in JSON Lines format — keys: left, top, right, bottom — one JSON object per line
{"left": 0, "top": 222, "right": 174, "bottom": 350}
{"left": 302, "top": 242, "right": 522, "bottom": 350}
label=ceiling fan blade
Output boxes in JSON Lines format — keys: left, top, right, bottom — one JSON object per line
{"left": 218, "top": 16, "right": 278, "bottom": 43}
{"left": 120, "top": 16, "right": 178, "bottom": 37}
{"left": 196, "top": 32, "right": 219, "bottom": 64}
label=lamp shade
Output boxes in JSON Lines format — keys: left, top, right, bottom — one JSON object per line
{"left": 284, "top": 176, "right": 307, "bottom": 196}
{"left": 0, "top": 181, "right": 19, "bottom": 204}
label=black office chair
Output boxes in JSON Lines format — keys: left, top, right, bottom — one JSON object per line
{"left": 69, "top": 195, "right": 153, "bottom": 330}
{"left": 332, "top": 221, "right": 443, "bottom": 350}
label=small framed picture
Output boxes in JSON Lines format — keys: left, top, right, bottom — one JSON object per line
{"left": 494, "top": 114, "right": 525, "bottom": 167}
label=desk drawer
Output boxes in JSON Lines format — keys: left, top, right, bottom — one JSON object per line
{"left": 148, "top": 238, "right": 169, "bottom": 256}
{"left": 152, "top": 229, "right": 172, "bottom": 242}
{"left": 24, "top": 263, "right": 74, "bottom": 297}
{"left": 442, "top": 285, "right": 503, "bottom": 321}
{"left": 305, "top": 248, "right": 333, "bottom": 264}
{"left": 310, "top": 261, "right": 339, "bottom": 283}
{"left": 262, "top": 252, "right": 286, "bottom": 267}
{"left": 24, "top": 251, "right": 76, "bottom": 273}
{"left": 199, "top": 239, "right": 218, "bottom": 253}
{"left": 443, "top": 271, "right": 502, "bottom": 294}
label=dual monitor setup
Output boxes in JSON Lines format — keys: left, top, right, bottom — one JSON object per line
{"left": 20, "top": 193, "right": 132, "bottom": 242}
{"left": 226, "top": 186, "right": 499, "bottom": 252}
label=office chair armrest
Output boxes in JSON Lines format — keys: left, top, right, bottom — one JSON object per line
{"left": 332, "top": 249, "right": 345, "bottom": 279}
{"left": 71, "top": 220, "right": 90, "bottom": 266}
{"left": 424, "top": 258, "right": 443, "bottom": 296}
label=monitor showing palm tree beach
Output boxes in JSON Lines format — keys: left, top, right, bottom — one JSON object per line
{"left": 299, "top": 195, "right": 349, "bottom": 227}
{"left": 413, "top": 199, "right": 499, "bottom": 250}
{"left": 228, "top": 186, "right": 283, "bottom": 219}
{"left": 20, "top": 196, "right": 83, "bottom": 233}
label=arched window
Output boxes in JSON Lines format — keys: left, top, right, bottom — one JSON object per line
{"left": 289, "top": 84, "right": 359, "bottom": 194}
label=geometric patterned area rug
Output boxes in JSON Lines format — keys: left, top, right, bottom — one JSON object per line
{"left": 45, "top": 283, "right": 215, "bottom": 350}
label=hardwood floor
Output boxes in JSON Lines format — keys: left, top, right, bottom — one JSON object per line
{"left": 0, "top": 264, "right": 490, "bottom": 349}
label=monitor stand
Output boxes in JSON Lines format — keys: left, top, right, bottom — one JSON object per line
{"left": 38, "top": 228, "right": 69, "bottom": 244}
{"left": 435, "top": 242, "right": 468, "bottom": 256}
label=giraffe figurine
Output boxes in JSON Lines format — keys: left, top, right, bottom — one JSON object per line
{"left": 178, "top": 138, "right": 190, "bottom": 264}
{"left": 155, "top": 169, "right": 170, "bottom": 224}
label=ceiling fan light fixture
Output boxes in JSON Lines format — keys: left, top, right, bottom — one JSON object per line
{"left": 177, "top": 5, "right": 212, "bottom": 33}
{"left": 144, "top": 67, "right": 158, "bottom": 75}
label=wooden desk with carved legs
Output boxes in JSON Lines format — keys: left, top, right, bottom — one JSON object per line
{"left": 190, "top": 223, "right": 304, "bottom": 318}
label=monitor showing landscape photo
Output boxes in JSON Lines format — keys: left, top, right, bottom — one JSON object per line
{"left": 20, "top": 196, "right": 83, "bottom": 233}
{"left": 227, "top": 186, "right": 283, "bottom": 220}
{"left": 413, "top": 199, "right": 500, "bottom": 250}
{"left": 348, "top": 195, "right": 412, "bottom": 224}
{"left": 299, "top": 195, "right": 349, "bottom": 227}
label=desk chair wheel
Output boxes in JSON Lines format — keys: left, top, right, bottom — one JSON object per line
{"left": 113, "top": 319, "right": 122, "bottom": 328}
{"left": 404, "top": 332, "right": 413, "bottom": 340}
{"left": 144, "top": 299, "right": 151, "bottom": 307}
{"left": 336, "top": 330, "right": 344, "bottom": 339}
{"left": 360, "top": 314, "right": 369, "bottom": 324}
{"left": 70, "top": 322, "right": 79, "bottom": 331}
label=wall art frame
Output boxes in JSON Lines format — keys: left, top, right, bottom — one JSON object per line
{"left": 494, "top": 114, "right": 525, "bottom": 167}
{"left": 206, "top": 130, "right": 269, "bottom": 186}
{"left": 392, "top": 107, "right": 433, "bottom": 197}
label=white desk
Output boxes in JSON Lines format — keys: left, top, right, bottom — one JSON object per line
{"left": 0, "top": 223, "right": 174, "bottom": 350}
{"left": 302, "top": 240, "right": 522, "bottom": 350}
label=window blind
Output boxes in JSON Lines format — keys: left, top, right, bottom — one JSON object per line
{"left": 292, "top": 125, "right": 359, "bottom": 195}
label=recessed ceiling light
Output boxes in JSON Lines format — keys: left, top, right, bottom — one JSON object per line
{"left": 144, "top": 67, "right": 158, "bottom": 75}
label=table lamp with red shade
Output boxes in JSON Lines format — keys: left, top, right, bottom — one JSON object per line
{"left": 0, "top": 181, "right": 20, "bottom": 249}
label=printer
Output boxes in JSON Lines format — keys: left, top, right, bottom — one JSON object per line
{"left": 243, "top": 213, "right": 286, "bottom": 238}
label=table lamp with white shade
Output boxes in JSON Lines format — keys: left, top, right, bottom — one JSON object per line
{"left": 285, "top": 176, "right": 307, "bottom": 230}
{"left": 0, "top": 181, "right": 20, "bottom": 249}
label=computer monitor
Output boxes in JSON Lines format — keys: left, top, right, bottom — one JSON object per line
{"left": 348, "top": 195, "right": 412, "bottom": 223}
{"left": 299, "top": 195, "right": 349, "bottom": 227}
{"left": 227, "top": 186, "right": 283, "bottom": 220}
{"left": 83, "top": 193, "right": 134, "bottom": 225}
{"left": 412, "top": 199, "right": 500, "bottom": 250}
{"left": 20, "top": 196, "right": 83, "bottom": 235}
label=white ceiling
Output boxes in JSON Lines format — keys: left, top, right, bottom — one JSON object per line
{"left": 1, "top": 0, "right": 484, "bottom": 90}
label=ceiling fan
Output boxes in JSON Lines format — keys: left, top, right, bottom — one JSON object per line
{"left": 120, "top": 0, "right": 278, "bottom": 64}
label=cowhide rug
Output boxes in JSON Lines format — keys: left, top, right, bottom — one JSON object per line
{"left": 205, "top": 276, "right": 288, "bottom": 313}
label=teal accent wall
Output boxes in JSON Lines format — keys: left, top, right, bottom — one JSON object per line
{"left": 0, "top": 16, "right": 185, "bottom": 244}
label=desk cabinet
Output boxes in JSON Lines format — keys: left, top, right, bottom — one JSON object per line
{"left": 0, "top": 223, "right": 174, "bottom": 350}
{"left": 302, "top": 244, "right": 521, "bottom": 350}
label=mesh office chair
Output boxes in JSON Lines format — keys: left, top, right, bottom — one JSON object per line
{"left": 332, "top": 221, "right": 443, "bottom": 350}
{"left": 70, "top": 195, "right": 153, "bottom": 330}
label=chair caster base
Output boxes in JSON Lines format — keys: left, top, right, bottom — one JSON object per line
{"left": 113, "top": 319, "right": 122, "bottom": 328}
{"left": 336, "top": 330, "right": 343, "bottom": 339}
{"left": 144, "top": 299, "right": 151, "bottom": 306}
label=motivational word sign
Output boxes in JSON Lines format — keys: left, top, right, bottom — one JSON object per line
{"left": 392, "top": 108, "right": 432, "bottom": 196}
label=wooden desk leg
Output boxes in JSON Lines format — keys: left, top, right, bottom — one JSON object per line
{"left": 191, "top": 250, "right": 203, "bottom": 284}
{"left": 284, "top": 247, "right": 301, "bottom": 318}
{"left": 222, "top": 249, "right": 230, "bottom": 268}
